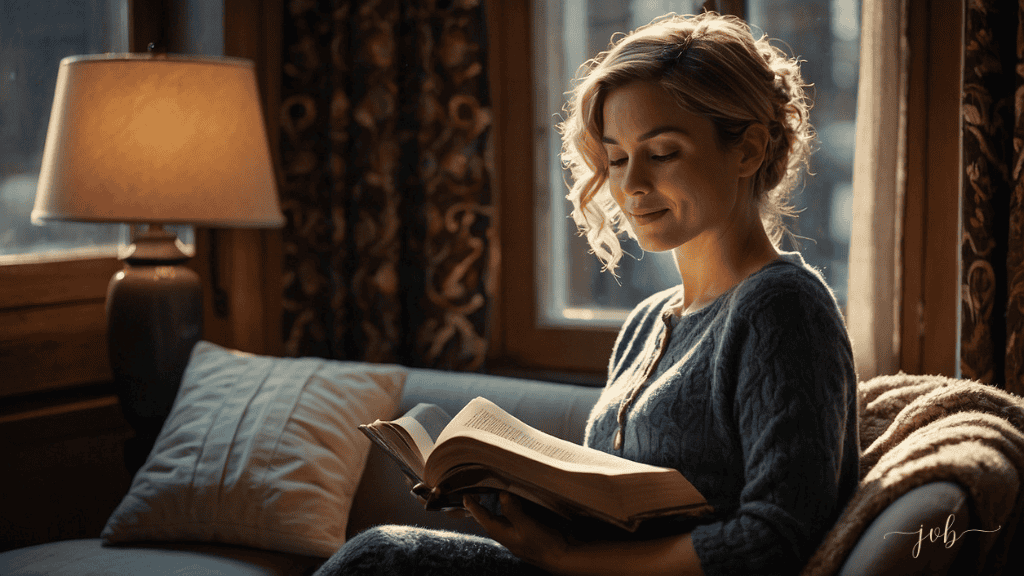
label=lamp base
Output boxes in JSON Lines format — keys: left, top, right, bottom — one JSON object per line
{"left": 106, "top": 225, "right": 202, "bottom": 474}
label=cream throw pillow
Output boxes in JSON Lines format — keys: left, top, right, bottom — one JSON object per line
{"left": 101, "top": 341, "right": 406, "bottom": 557}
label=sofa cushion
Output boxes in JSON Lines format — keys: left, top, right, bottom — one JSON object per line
{"left": 0, "top": 539, "right": 322, "bottom": 576}
{"left": 101, "top": 341, "right": 406, "bottom": 557}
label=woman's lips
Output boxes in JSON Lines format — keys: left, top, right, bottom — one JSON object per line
{"left": 630, "top": 209, "right": 669, "bottom": 225}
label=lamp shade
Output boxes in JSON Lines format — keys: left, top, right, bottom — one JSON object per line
{"left": 32, "top": 53, "right": 284, "bottom": 228}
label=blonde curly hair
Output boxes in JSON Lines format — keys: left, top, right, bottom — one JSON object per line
{"left": 559, "top": 12, "right": 814, "bottom": 273}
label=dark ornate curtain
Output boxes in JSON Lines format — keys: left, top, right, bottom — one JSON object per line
{"left": 278, "top": 0, "right": 495, "bottom": 370}
{"left": 961, "top": 0, "right": 1024, "bottom": 393}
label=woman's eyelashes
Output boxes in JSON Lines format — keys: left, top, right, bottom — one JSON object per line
{"left": 607, "top": 151, "right": 678, "bottom": 168}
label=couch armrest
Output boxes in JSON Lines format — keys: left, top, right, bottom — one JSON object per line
{"left": 837, "top": 481, "right": 969, "bottom": 576}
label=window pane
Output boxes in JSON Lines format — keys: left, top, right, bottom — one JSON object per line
{"left": 746, "top": 0, "right": 860, "bottom": 307}
{"left": 533, "top": 0, "right": 860, "bottom": 327}
{"left": 0, "top": 0, "right": 128, "bottom": 260}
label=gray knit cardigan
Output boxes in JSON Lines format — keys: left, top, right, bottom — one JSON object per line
{"left": 585, "top": 251, "right": 860, "bottom": 575}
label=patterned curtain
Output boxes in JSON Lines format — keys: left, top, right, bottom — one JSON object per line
{"left": 278, "top": 0, "right": 495, "bottom": 370}
{"left": 961, "top": 0, "right": 1024, "bottom": 393}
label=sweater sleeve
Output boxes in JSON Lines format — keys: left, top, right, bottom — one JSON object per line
{"left": 689, "top": 279, "right": 857, "bottom": 575}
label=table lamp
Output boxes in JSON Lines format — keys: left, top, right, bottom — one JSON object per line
{"left": 31, "top": 53, "right": 285, "bottom": 472}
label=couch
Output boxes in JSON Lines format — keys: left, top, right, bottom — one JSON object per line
{"left": 0, "top": 348, "right": 1016, "bottom": 575}
{"left": 0, "top": 357, "right": 600, "bottom": 576}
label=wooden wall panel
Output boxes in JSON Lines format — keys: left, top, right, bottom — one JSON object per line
{"left": 0, "top": 301, "right": 111, "bottom": 398}
{"left": 0, "top": 397, "right": 131, "bottom": 552}
{"left": 190, "top": 0, "right": 283, "bottom": 356}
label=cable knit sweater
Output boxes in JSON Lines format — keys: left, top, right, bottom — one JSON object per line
{"left": 584, "top": 251, "right": 859, "bottom": 575}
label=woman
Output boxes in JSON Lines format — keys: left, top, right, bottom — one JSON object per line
{"left": 318, "top": 12, "right": 858, "bottom": 576}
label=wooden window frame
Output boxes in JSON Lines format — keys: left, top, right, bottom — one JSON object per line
{"left": 0, "top": 0, "right": 138, "bottom": 401}
{"left": 487, "top": 0, "right": 613, "bottom": 379}
{"left": 488, "top": 1, "right": 741, "bottom": 380}
{"left": 899, "top": 0, "right": 961, "bottom": 376}
{"left": 0, "top": 256, "right": 122, "bottom": 398}
{"left": 488, "top": 0, "right": 961, "bottom": 379}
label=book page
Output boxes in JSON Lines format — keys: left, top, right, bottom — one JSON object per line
{"left": 391, "top": 403, "right": 452, "bottom": 460}
{"left": 403, "top": 403, "right": 452, "bottom": 443}
{"left": 439, "top": 397, "right": 658, "bottom": 474}
{"left": 391, "top": 415, "right": 436, "bottom": 460}
{"left": 358, "top": 422, "right": 425, "bottom": 483}
{"left": 425, "top": 397, "right": 710, "bottom": 531}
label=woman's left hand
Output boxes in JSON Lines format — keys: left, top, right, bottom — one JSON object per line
{"left": 463, "top": 491, "right": 570, "bottom": 573}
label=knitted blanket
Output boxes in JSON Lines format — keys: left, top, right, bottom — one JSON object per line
{"left": 802, "top": 373, "right": 1024, "bottom": 576}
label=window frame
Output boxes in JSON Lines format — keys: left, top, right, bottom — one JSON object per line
{"left": 487, "top": 1, "right": 745, "bottom": 378}
{"left": 488, "top": 0, "right": 960, "bottom": 379}
{"left": 488, "top": 0, "right": 613, "bottom": 378}
{"left": 0, "top": 0, "right": 137, "bottom": 400}
{"left": 0, "top": 0, "right": 284, "bottom": 403}
{"left": 899, "top": 0, "right": 961, "bottom": 376}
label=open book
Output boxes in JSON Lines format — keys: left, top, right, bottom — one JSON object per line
{"left": 358, "top": 396, "right": 712, "bottom": 533}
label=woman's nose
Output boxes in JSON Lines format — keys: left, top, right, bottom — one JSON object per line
{"left": 622, "top": 160, "right": 650, "bottom": 196}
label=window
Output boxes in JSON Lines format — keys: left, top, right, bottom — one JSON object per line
{"left": 2, "top": 0, "right": 284, "bottom": 402}
{"left": 0, "top": 0, "right": 207, "bottom": 400}
{"left": 1, "top": 0, "right": 127, "bottom": 261}
{"left": 532, "top": 0, "right": 860, "bottom": 328}
{"left": 746, "top": 0, "right": 860, "bottom": 308}
{"left": 0, "top": 0, "right": 194, "bottom": 264}
{"left": 0, "top": 0, "right": 129, "bottom": 400}
{"left": 490, "top": 0, "right": 862, "bottom": 376}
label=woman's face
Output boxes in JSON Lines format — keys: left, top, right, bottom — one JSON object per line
{"left": 601, "top": 81, "right": 756, "bottom": 254}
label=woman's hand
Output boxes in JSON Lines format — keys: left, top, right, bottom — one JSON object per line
{"left": 463, "top": 491, "right": 570, "bottom": 573}
{"left": 407, "top": 479, "right": 470, "bottom": 518}
{"left": 466, "top": 491, "right": 705, "bottom": 576}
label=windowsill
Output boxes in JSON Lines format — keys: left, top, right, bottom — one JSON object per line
{"left": 0, "top": 246, "right": 119, "bottom": 266}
